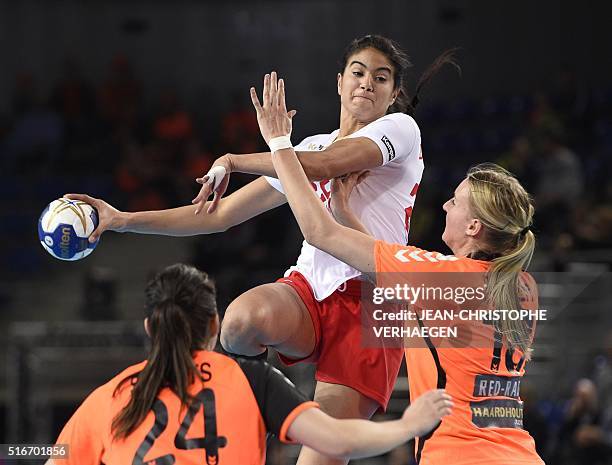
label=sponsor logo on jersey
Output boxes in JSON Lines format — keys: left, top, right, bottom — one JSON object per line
{"left": 470, "top": 398, "right": 524, "bottom": 429}
{"left": 381, "top": 135, "right": 395, "bottom": 161}
{"left": 307, "top": 143, "right": 326, "bottom": 151}
{"left": 393, "top": 249, "right": 459, "bottom": 263}
{"left": 473, "top": 374, "right": 521, "bottom": 399}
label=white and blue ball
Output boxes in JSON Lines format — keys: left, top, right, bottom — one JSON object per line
{"left": 38, "top": 198, "right": 99, "bottom": 261}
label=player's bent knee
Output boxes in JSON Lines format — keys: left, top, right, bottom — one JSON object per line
{"left": 220, "top": 297, "right": 275, "bottom": 353}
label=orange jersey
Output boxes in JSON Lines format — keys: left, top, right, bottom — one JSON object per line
{"left": 375, "top": 240, "right": 544, "bottom": 465}
{"left": 55, "top": 350, "right": 317, "bottom": 465}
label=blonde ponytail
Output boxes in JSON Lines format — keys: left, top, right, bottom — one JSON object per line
{"left": 467, "top": 164, "right": 536, "bottom": 356}
{"left": 487, "top": 230, "right": 536, "bottom": 355}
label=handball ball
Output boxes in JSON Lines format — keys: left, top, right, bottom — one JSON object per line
{"left": 38, "top": 198, "right": 99, "bottom": 261}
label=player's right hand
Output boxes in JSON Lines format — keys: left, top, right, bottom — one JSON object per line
{"left": 401, "top": 389, "right": 453, "bottom": 437}
{"left": 330, "top": 170, "right": 369, "bottom": 219}
{"left": 193, "top": 155, "right": 232, "bottom": 215}
{"left": 63, "top": 193, "right": 126, "bottom": 243}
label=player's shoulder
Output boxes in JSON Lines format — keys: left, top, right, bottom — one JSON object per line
{"left": 380, "top": 111, "right": 418, "bottom": 124}
{"left": 102, "top": 360, "right": 147, "bottom": 395}
{"left": 77, "top": 360, "right": 147, "bottom": 409}
{"left": 377, "top": 241, "right": 471, "bottom": 266}
{"left": 355, "top": 112, "right": 421, "bottom": 153}
{"left": 374, "top": 112, "right": 420, "bottom": 132}
{"left": 112, "top": 360, "right": 147, "bottom": 382}
{"left": 192, "top": 350, "right": 250, "bottom": 378}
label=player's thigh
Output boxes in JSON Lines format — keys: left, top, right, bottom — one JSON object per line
{"left": 296, "top": 381, "right": 380, "bottom": 465}
{"left": 221, "top": 282, "right": 315, "bottom": 357}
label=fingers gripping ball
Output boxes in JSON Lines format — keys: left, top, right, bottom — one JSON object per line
{"left": 38, "top": 198, "right": 99, "bottom": 261}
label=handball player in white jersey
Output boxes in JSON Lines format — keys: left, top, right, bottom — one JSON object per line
{"left": 67, "top": 35, "right": 457, "bottom": 465}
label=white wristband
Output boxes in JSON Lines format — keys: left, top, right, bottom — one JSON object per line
{"left": 203, "top": 165, "right": 227, "bottom": 190}
{"left": 268, "top": 135, "right": 293, "bottom": 152}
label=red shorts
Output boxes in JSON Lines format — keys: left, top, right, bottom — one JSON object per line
{"left": 277, "top": 271, "right": 403, "bottom": 410}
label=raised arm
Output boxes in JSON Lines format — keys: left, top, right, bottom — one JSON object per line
{"left": 288, "top": 389, "right": 452, "bottom": 460}
{"left": 65, "top": 176, "right": 286, "bottom": 242}
{"left": 250, "top": 72, "right": 378, "bottom": 275}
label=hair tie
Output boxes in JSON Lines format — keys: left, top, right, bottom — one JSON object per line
{"left": 520, "top": 226, "right": 531, "bottom": 236}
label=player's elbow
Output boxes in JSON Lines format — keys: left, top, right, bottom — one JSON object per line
{"left": 321, "top": 428, "right": 357, "bottom": 459}
{"left": 301, "top": 220, "right": 334, "bottom": 250}
{"left": 301, "top": 225, "right": 322, "bottom": 247}
{"left": 198, "top": 222, "right": 229, "bottom": 235}
{"left": 306, "top": 422, "right": 355, "bottom": 459}
{"left": 331, "top": 444, "right": 355, "bottom": 460}
{"left": 290, "top": 409, "right": 359, "bottom": 460}
{"left": 205, "top": 209, "right": 235, "bottom": 234}
{"left": 211, "top": 220, "right": 231, "bottom": 233}
{"left": 319, "top": 445, "right": 353, "bottom": 460}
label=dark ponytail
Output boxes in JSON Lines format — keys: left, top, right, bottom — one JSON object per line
{"left": 340, "top": 35, "right": 461, "bottom": 116}
{"left": 403, "top": 47, "right": 462, "bottom": 116}
{"left": 112, "top": 264, "right": 217, "bottom": 440}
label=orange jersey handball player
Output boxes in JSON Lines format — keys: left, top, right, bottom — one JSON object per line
{"left": 376, "top": 241, "right": 541, "bottom": 464}
{"left": 46, "top": 264, "right": 451, "bottom": 465}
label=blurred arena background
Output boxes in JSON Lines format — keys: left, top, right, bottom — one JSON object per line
{"left": 1, "top": 0, "right": 611, "bottom": 463}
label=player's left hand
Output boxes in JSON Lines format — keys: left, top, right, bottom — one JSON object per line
{"left": 193, "top": 154, "right": 232, "bottom": 215}
{"left": 250, "top": 71, "right": 297, "bottom": 145}
{"left": 401, "top": 389, "right": 453, "bottom": 437}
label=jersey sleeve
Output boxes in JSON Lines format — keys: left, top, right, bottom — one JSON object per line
{"left": 349, "top": 112, "right": 420, "bottom": 165}
{"left": 264, "top": 135, "right": 316, "bottom": 193}
{"left": 374, "top": 240, "right": 470, "bottom": 275}
{"left": 55, "top": 386, "right": 107, "bottom": 465}
{"left": 234, "top": 358, "right": 319, "bottom": 443}
{"left": 374, "top": 240, "right": 490, "bottom": 313}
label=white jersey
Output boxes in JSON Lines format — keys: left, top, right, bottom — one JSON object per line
{"left": 266, "top": 112, "right": 423, "bottom": 301}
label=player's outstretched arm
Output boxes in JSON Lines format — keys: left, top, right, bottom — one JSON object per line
{"left": 288, "top": 389, "right": 452, "bottom": 460}
{"left": 64, "top": 177, "right": 286, "bottom": 242}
